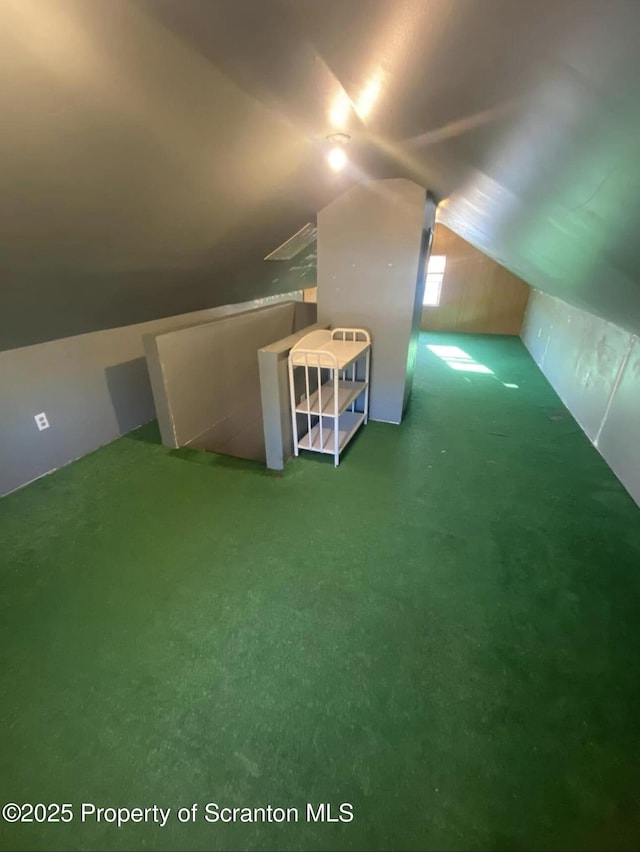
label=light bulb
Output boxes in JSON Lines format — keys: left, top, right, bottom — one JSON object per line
{"left": 327, "top": 146, "right": 347, "bottom": 172}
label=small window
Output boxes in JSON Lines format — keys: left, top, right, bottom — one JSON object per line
{"left": 423, "top": 255, "right": 446, "bottom": 306}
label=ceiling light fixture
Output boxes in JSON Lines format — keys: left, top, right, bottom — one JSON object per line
{"left": 326, "top": 132, "right": 350, "bottom": 172}
{"left": 328, "top": 146, "right": 347, "bottom": 172}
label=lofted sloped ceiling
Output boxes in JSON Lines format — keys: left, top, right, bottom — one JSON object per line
{"left": 0, "top": 0, "right": 346, "bottom": 349}
{"left": 2, "top": 0, "right": 640, "bottom": 350}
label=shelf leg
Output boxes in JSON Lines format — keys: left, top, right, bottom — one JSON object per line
{"left": 288, "top": 360, "right": 299, "bottom": 457}
{"left": 364, "top": 349, "right": 370, "bottom": 424}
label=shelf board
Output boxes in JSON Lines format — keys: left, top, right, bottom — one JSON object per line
{"left": 298, "top": 411, "right": 365, "bottom": 455}
{"left": 296, "top": 380, "right": 366, "bottom": 416}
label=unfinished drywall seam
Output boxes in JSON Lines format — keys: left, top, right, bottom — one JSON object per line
{"left": 594, "top": 336, "right": 634, "bottom": 448}
{"left": 540, "top": 308, "right": 553, "bottom": 368}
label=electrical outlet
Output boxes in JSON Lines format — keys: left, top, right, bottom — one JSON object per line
{"left": 34, "top": 412, "right": 49, "bottom": 431}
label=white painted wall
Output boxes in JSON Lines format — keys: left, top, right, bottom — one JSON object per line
{"left": 522, "top": 290, "right": 640, "bottom": 508}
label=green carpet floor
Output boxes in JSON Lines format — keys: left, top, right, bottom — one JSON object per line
{"left": 1, "top": 333, "right": 640, "bottom": 851}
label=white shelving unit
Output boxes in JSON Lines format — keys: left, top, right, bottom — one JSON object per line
{"left": 288, "top": 328, "right": 371, "bottom": 466}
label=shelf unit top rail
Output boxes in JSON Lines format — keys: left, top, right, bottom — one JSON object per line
{"left": 290, "top": 348, "right": 339, "bottom": 370}
{"left": 289, "top": 342, "right": 368, "bottom": 371}
{"left": 331, "top": 327, "right": 371, "bottom": 344}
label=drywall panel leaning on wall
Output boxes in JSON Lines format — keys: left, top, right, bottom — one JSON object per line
{"left": 144, "top": 301, "right": 313, "bottom": 463}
